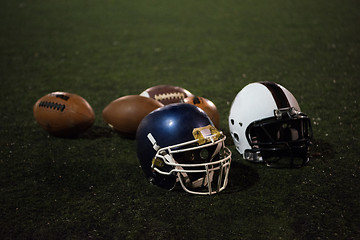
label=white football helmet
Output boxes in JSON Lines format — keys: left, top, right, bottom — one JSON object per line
{"left": 228, "top": 81, "right": 312, "bottom": 168}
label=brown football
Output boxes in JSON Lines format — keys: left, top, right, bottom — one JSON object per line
{"left": 33, "top": 92, "right": 95, "bottom": 137}
{"left": 140, "top": 84, "right": 193, "bottom": 105}
{"left": 183, "top": 96, "right": 220, "bottom": 128}
{"left": 102, "top": 95, "right": 163, "bottom": 136}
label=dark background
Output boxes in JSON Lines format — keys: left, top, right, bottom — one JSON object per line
{"left": 1, "top": 0, "right": 359, "bottom": 239}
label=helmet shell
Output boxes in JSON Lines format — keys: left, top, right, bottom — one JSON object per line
{"left": 228, "top": 82, "right": 300, "bottom": 155}
{"left": 136, "top": 103, "right": 213, "bottom": 189}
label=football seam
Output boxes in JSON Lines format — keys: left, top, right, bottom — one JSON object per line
{"left": 154, "top": 92, "right": 186, "bottom": 101}
{"left": 38, "top": 101, "right": 66, "bottom": 112}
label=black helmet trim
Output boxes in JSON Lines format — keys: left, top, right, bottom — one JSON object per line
{"left": 244, "top": 108, "right": 313, "bottom": 167}
{"left": 259, "top": 81, "right": 290, "bottom": 109}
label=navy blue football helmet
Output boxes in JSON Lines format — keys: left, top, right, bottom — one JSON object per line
{"left": 136, "top": 104, "right": 231, "bottom": 195}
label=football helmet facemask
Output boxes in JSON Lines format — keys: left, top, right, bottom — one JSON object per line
{"left": 137, "top": 104, "right": 231, "bottom": 195}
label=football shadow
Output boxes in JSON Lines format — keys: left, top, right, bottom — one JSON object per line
{"left": 78, "top": 126, "right": 136, "bottom": 140}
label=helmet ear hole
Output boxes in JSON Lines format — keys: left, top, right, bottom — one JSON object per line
{"left": 199, "top": 149, "right": 209, "bottom": 160}
{"left": 233, "top": 132, "right": 239, "bottom": 142}
{"left": 230, "top": 119, "right": 235, "bottom": 125}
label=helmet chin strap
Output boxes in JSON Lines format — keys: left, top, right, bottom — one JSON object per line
{"left": 177, "top": 170, "right": 214, "bottom": 189}
{"left": 211, "top": 141, "right": 223, "bottom": 159}
{"left": 176, "top": 141, "right": 223, "bottom": 190}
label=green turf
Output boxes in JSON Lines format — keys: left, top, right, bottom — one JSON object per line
{"left": 1, "top": 0, "right": 359, "bottom": 239}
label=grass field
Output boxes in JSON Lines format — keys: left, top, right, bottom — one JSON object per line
{"left": 1, "top": 0, "right": 359, "bottom": 239}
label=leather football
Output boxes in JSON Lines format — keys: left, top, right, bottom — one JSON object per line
{"left": 33, "top": 92, "right": 95, "bottom": 137}
{"left": 102, "top": 95, "right": 163, "bottom": 136}
{"left": 183, "top": 96, "right": 220, "bottom": 128}
{"left": 140, "top": 85, "right": 193, "bottom": 105}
